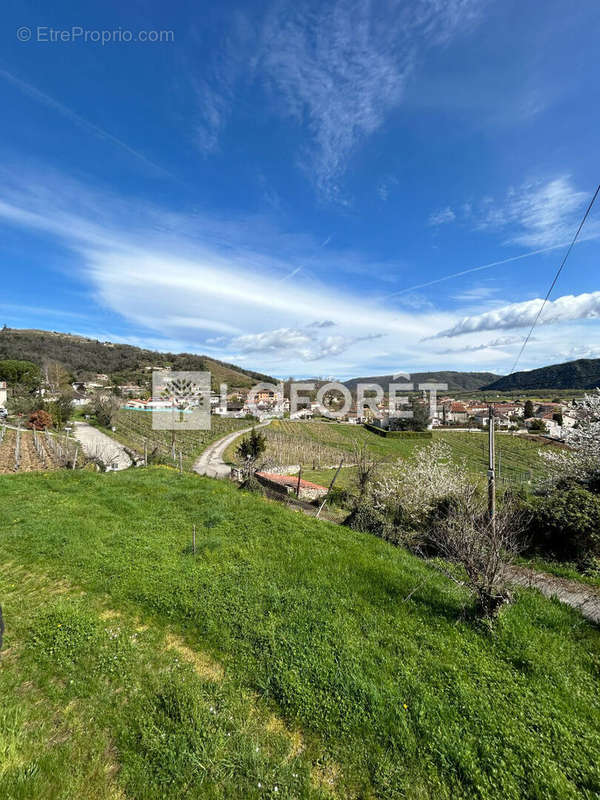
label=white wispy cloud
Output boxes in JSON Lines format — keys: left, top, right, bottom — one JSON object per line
{"left": 476, "top": 176, "right": 595, "bottom": 248}
{"left": 451, "top": 286, "right": 498, "bottom": 302}
{"left": 194, "top": 0, "right": 484, "bottom": 199}
{"left": 0, "top": 167, "right": 454, "bottom": 374}
{"left": 428, "top": 206, "right": 456, "bottom": 226}
{"left": 432, "top": 291, "right": 600, "bottom": 338}
{"left": 232, "top": 325, "right": 383, "bottom": 361}
{"left": 436, "top": 335, "right": 530, "bottom": 354}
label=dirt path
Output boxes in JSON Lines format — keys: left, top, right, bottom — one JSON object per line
{"left": 505, "top": 564, "right": 600, "bottom": 624}
{"left": 193, "top": 419, "right": 272, "bottom": 478}
{"left": 73, "top": 421, "right": 131, "bottom": 471}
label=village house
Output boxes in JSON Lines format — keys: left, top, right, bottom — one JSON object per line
{"left": 0, "top": 381, "right": 7, "bottom": 407}
{"left": 254, "top": 472, "right": 328, "bottom": 501}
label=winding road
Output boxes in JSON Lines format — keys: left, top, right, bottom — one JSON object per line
{"left": 73, "top": 421, "right": 132, "bottom": 471}
{"left": 193, "top": 420, "right": 271, "bottom": 478}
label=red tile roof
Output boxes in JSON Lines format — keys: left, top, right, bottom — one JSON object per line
{"left": 256, "top": 472, "right": 328, "bottom": 491}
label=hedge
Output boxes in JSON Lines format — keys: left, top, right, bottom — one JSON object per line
{"left": 363, "top": 423, "right": 432, "bottom": 439}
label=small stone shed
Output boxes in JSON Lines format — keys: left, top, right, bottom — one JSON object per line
{"left": 255, "top": 471, "right": 328, "bottom": 501}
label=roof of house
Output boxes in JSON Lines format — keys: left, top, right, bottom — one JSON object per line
{"left": 255, "top": 472, "right": 328, "bottom": 491}
{"left": 450, "top": 402, "right": 468, "bottom": 412}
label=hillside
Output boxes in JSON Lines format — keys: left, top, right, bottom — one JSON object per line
{"left": 483, "top": 357, "right": 600, "bottom": 391}
{"left": 343, "top": 370, "right": 500, "bottom": 392}
{"left": 1, "top": 468, "right": 599, "bottom": 799}
{"left": 0, "top": 327, "right": 274, "bottom": 388}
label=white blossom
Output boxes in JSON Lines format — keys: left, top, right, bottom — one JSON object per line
{"left": 540, "top": 389, "right": 600, "bottom": 488}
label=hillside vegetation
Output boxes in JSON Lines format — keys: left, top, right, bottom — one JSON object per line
{"left": 232, "top": 421, "right": 549, "bottom": 487}
{"left": 1, "top": 468, "right": 599, "bottom": 799}
{"left": 0, "top": 328, "right": 273, "bottom": 387}
{"left": 484, "top": 358, "right": 600, "bottom": 391}
{"left": 343, "top": 371, "right": 500, "bottom": 393}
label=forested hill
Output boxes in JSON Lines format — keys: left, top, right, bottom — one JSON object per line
{"left": 483, "top": 358, "right": 600, "bottom": 391}
{"left": 0, "top": 328, "right": 274, "bottom": 387}
{"left": 343, "top": 371, "right": 501, "bottom": 392}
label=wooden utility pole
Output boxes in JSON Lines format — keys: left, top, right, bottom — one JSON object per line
{"left": 296, "top": 466, "right": 302, "bottom": 498}
{"left": 316, "top": 457, "right": 344, "bottom": 518}
{"left": 488, "top": 406, "right": 496, "bottom": 529}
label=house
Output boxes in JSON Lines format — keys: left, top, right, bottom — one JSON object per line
{"left": 0, "top": 381, "right": 7, "bottom": 407}
{"left": 255, "top": 472, "right": 328, "bottom": 501}
{"left": 448, "top": 402, "right": 469, "bottom": 423}
{"left": 72, "top": 391, "right": 90, "bottom": 407}
{"left": 290, "top": 408, "right": 313, "bottom": 420}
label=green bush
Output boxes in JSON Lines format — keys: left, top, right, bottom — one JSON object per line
{"left": 525, "top": 486, "right": 600, "bottom": 565}
{"left": 363, "top": 423, "right": 432, "bottom": 439}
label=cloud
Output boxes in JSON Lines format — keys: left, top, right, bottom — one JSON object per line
{"left": 432, "top": 291, "right": 600, "bottom": 338}
{"left": 436, "top": 335, "right": 530, "bottom": 354}
{"left": 0, "top": 167, "right": 454, "bottom": 374}
{"left": 428, "top": 206, "right": 456, "bottom": 226}
{"left": 231, "top": 325, "right": 382, "bottom": 361}
{"left": 195, "top": 0, "right": 484, "bottom": 199}
{"left": 476, "top": 176, "right": 595, "bottom": 248}
{"left": 451, "top": 286, "right": 498, "bottom": 302}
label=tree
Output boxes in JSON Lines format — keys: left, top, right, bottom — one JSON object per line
{"left": 48, "top": 391, "right": 74, "bottom": 429}
{"left": 27, "top": 409, "right": 53, "bottom": 430}
{"left": 92, "top": 393, "right": 120, "bottom": 428}
{"left": 371, "top": 442, "right": 471, "bottom": 532}
{"left": 0, "top": 359, "right": 41, "bottom": 389}
{"left": 524, "top": 400, "right": 534, "bottom": 418}
{"left": 541, "top": 389, "right": 600, "bottom": 492}
{"left": 352, "top": 443, "right": 381, "bottom": 502}
{"left": 427, "top": 494, "right": 524, "bottom": 618}
{"left": 44, "top": 361, "right": 71, "bottom": 394}
{"left": 389, "top": 398, "right": 430, "bottom": 431}
{"left": 528, "top": 418, "right": 547, "bottom": 432}
{"left": 552, "top": 411, "right": 563, "bottom": 426}
{"left": 237, "top": 427, "right": 266, "bottom": 461}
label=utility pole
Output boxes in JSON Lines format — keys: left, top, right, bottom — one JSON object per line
{"left": 316, "top": 457, "right": 344, "bottom": 518}
{"left": 488, "top": 406, "right": 496, "bottom": 529}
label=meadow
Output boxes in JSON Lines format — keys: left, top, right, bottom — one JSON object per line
{"left": 226, "top": 420, "right": 551, "bottom": 489}
{"left": 1, "top": 467, "right": 599, "bottom": 799}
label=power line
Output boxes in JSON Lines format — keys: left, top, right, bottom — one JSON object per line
{"left": 510, "top": 182, "right": 600, "bottom": 376}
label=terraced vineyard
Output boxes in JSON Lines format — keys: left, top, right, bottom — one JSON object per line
{"left": 107, "top": 409, "right": 251, "bottom": 469}
{"left": 239, "top": 420, "right": 552, "bottom": 486}
{"left": 0, "top": 426, "right": 74, "bottom": 473}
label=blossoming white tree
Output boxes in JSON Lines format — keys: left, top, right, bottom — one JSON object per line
{"left": 372, "top": 441, "right": 470, "bottom": 530}
{"left": 541, "top": 389, "right": 600, "bottom": 488}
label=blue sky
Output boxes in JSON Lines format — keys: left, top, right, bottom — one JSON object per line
{"left": 1, "top": 0, "right": 599, "bottom": 379}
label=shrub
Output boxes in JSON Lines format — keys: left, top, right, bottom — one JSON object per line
{"left": 524, "top": 486, "right": 600, "bottom": 565}
{"left": 363, "top": 423, "right": 432, "bottom": 439}
{"left": 27, "top": 409, "right": 53, "bottom": 430}
{"left": 345, "top": 500, "right": 391, "bottom": 540}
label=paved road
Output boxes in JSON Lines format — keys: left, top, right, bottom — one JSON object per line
{"left": 73, "top": 421, "right": 132, "bottom": 471}
{"left": 193, "top": 420, "right": 271, "bottom": 478}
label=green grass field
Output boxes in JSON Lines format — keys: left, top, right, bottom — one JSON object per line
{"left": 229, "top": 421, "right": 551, "bottom": 489}
{"left": 1, "top": 468, "right": 599, "bottom": 799}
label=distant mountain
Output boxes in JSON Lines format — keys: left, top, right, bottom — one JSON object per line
{"left": 483, "top": 358, "right": 600, "bottom": 391}
{"left": 0, "top": 328, "right": 274, "bottom": 388}
{"left": 343, "top": 371, "right": 501, "bottom": 393}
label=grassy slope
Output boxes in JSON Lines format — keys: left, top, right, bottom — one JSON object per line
{"left": 236, "top": 421, "right": 549, "bottom": 486}
{"left": 1, "top": 468, "right": 599, "bottom": 799}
